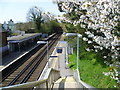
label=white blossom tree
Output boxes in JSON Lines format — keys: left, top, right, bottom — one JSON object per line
{"left": 54, "top": 0, "right": 120, "bottom": 87}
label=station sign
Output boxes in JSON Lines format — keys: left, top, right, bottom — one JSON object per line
{"left": 57, "top": 48, "right": 62, "bottom": 53}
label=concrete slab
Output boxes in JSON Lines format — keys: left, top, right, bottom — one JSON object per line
{"left": 53, "top": 77, "right": 78, "bottom": 89}
{"left": 65, "top": 77, "right": 78, "bottom": 88}
{"left": 65, "top": 76, "right": 76, "bottom": 82}
{"left": 52, "top": 39, "right": 79, "bottom": 89}
{"left": 57, "top": 41, "right": 73, "bottom": 77}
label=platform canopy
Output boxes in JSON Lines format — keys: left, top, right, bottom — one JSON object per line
{"left": 7, "top": 33, "right": 41, "bottom": 43}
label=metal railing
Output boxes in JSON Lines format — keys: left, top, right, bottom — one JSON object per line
{"left": 74, "top": 69, "right": 97, "bottom": 90}
{"left": 1, "top": 68, "right": 60, "bottom": 89}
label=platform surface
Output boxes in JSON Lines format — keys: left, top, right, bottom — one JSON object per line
{"left": 0, "top": 43, "right": 39, "bottom": 70}
{"left": 52, "top": 40, "right": 79, "bottom": 89}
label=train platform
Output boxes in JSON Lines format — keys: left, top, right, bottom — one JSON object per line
{"left": 52, "top": 41, "right": 79, "bottom": 88}
{"left": 55, "top": 41, "right": 73, "bottom": 77}
{"left": 1, "top": 33, "right": 56, "bottom": 70}
{"left": 39, "top": 40, "right": 79, "bottom": 88}
{"left": 2, "top": 33, "right": 43, "bottom": 67}
{"left": 0, "top": 43, "right": 39, "bottom": 70}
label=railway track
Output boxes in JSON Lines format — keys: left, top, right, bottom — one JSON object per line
{"left": 1, "top": 34, "right": 61, "bottom": 87}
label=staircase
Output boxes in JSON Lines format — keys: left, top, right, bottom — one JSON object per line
{"left": 53, "top": 76, "right": 78, "bottom": 88}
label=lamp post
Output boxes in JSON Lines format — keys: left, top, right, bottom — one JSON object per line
{"left": 66, "top": 33, "right": 82, "bottom": 69}
{"left": 37, "top": 41, "right": 49, "bottom": 67}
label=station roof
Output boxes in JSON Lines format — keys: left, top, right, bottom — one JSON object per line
{"left": 7, "top": 33, "right": 41, "bottom": 43}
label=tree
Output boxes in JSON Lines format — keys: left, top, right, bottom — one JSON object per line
{"left": 27, "top": 6, "right": 44, "bottom": 32}
{"left": 16, "top": 22, "right": 35, "bottom": 32}
{"left": 54, "top": 0, "right": 120, "bottom": 87}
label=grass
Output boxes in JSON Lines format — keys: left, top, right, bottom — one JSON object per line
{"left": 68, "top": 37, "right": 118, "bottom": 88}
{"left": 68, "top": 52, "right": 117, "bottom": 88}
{"left": 67, "top": 37, "right": 118, "bottom": 88}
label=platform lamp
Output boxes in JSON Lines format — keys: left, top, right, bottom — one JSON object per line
{"left": 37, "top": 41, "right": 49, "bottom": 67}
{"left": 66, "top": 33, "right": 82, "bottom": 69}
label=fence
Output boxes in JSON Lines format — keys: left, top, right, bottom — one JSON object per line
{"left": 74, "top": 69, "right": 97, "bottom": 90}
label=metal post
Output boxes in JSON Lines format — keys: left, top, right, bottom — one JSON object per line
{"left": 77, "top": 35, "right": 79, "bottom": 69}
{"left": 58, "top": 55, "right": 60, "bottom": 69}
{"left": 18, "top": 43, "right": 20, "bottom": 52}
{"left": 67, "top": 38, "right": 69, "bottom": 63}
{"left": 67, "top": 37, "right": 70, "bottom": 55}
{"left": 47, "top": 41, "right": 49, "bottom": 68}
{"left": 66, "top": 46, "right": 68, "bottom": 63}
{"left": 64, "top": 47, "right": 66, "bottom": 62}
{"left": 64, "top": 47, "right": 66, "bottom": 69}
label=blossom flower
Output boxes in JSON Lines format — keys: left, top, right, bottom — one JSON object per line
{"left": 86, "top": 48, "right": 90, "bottom": 52}
{"left": 104, "top": 56, "right": 108, "bottom": 59}
{"left": 103, "top": 72, "right": 109, "bottom": 76}
{"left": 88, "top": 41, "right": 92, "bottom": 44}
{"left": 83, "top": 37, "right": 88, "bottom": 41}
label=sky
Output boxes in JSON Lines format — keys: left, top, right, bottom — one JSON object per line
{"left": 0, "top": 0, "right": 64, "bottom": 23}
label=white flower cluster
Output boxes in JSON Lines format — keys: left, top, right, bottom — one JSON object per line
{"left": 103, "top": 63, "right": 119, "bottom": 81}
{"left": 103, "top": 71, "right": 119, "bottom": 80}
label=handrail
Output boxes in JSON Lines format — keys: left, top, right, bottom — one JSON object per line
{"left": 1, "top": 68, "right": 60, "bottom": 89}
{"left": 1, "top": 79, "right": 47, "bottom": 89}
{"left": 74, "top": 69, "right": 96, "bottom": 89}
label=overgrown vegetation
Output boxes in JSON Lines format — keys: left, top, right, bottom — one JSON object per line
{"left": 68, "top": 38, "right": 118, "bottom": 88}
{"left": 15, "top": 22, "right": 35, "bottom": 32}
{"left": 56, "top": 0, "right": 120, "bottom": 88}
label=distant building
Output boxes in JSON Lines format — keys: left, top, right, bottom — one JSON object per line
{"left": 8, "top": 19, "right": 15, "bottom": 31}
{"left": 2, "top": 21, "right": 8, "bottom": 31}
{"left": 1, "top": 19, "right": 22, "bottom": 37}
{"left": 1, "top": 19, "right": 15, "bottom": 31}
{"left": 0, "top": 29, "right": 9, "bottom": 56}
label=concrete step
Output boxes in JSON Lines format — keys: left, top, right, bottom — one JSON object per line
{"left": 64, "top": 77, "right": 78, "bottom": 88}
{"left": 55, "top": 77, "right": 66, "bottom": 83}
{"left": 53, "top": 77, "right": 66, "bottom": 88}
{"left": 53, "top": 76, "right": 78, "bottom": 88}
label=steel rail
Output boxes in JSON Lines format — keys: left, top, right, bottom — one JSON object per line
{"left": 8, "top": 42, "right": 50, "bottom": 86}
{"left": 20, "top": 34, "right": 60, "bottom": 83}
{"left": 1, "top": 44, "right": 42, "bottom": 82}
{"left": 3, "top": 34, "right": 60, "bottom": 86}
{"left": 1, "top": 34, "right": 56, "bottom": 87}
{"left": 1, "top": 33, "right": 56, "bottom": 82}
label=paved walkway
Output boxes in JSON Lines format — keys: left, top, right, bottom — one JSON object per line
{"left": 52, "top": 40, "right": 78, "bottom": 88}
{"left": 39, "top": 39, "right": 78, "bottom": 88}
{"left": 57, "top": 41, "right": 73, "bottom": 77}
